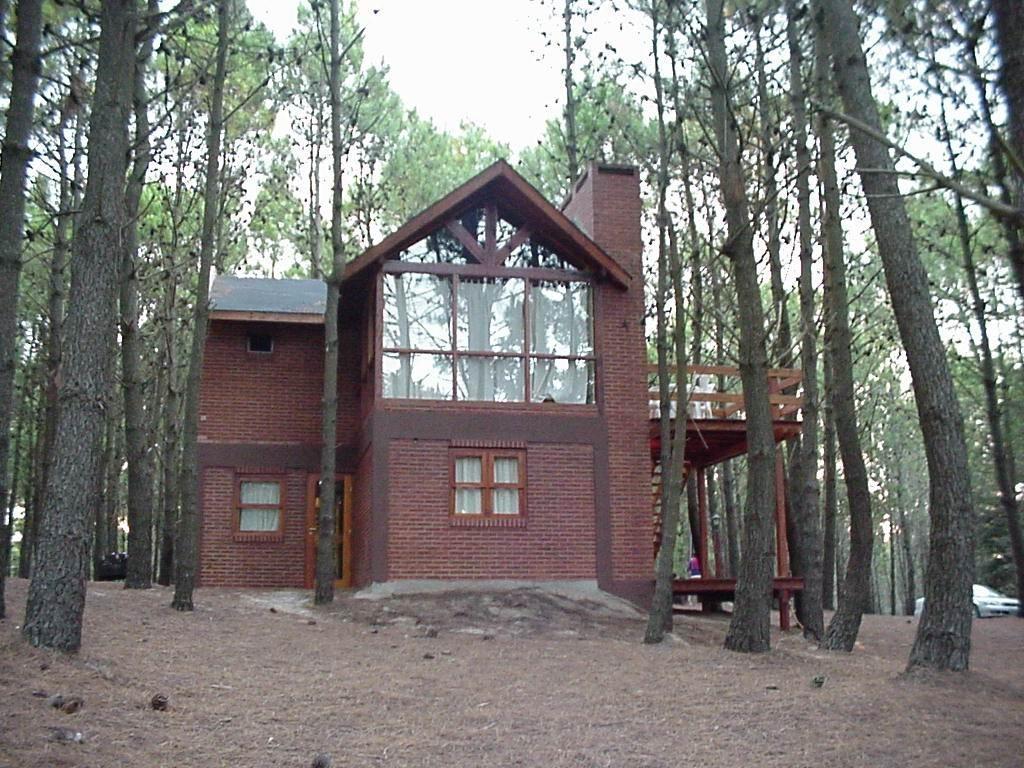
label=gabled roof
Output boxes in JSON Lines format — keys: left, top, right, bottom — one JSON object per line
{"left": 343, "top": 160, "right": 632, "bottom": 289}
{"left": 209, "top": 275, "right": 326, "bottom": 324}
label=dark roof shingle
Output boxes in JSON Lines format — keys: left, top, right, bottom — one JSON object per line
{"left": 210, "top": 275, "right": 326, "bottom": 315}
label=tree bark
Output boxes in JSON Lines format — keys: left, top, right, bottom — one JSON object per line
{"left": 705, "top": 0, "right": 777, "bottom": 654}
{"left": 712, "top": 267, "right": 740, "bottom": 576}
{"left": 561, "top": 0, "right": 579, "bottom": 186}
{"left": 172, "top": 0, "right": 230, "bottom": 611}
{"left": 1, "top": 384, "right": 28, "bottom": 617}
{"left": 122, "top": 0, "right": 158, "bottom": 589}
{"left": 23, "top": 0, "right": 135, "bottom": 651}
{"left": 156, "top": 280, "right": 180, "bottom": 586}
{"left": 814, "top": 17, "right": 874, "bottom": 652}
{"left": 0, "top": 0, "right": 43, "bottom": 619}
{"left": 992, "top": 0, "right": 1024, "bottom": 209}
{"left": 19, "top": 378, "right": 43, "bottom": 579}
{"left": 895, "top": 456, "right": 916, "bottom": 616}
{"left": 754, "top": 15, "right": 792, "bottom": 370}
{"left": 821, "top": 339, "right": 837, "bottom": 611}
{"left": 314, "top": 0, "right": 347, "bottom": 606}
{"left": 784, "top": 0, "right": 823, "bottom": 640}
{"left": 645, "top": 3, "right": 687, "bottom": 643}
{"left": 818, "top": 0, "right": 975, "bottom": 671}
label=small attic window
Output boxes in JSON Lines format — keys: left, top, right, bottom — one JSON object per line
{"left": 247, "top": 333, "right": 274, "bottom": 354}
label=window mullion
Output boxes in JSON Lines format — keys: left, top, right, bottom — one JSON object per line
{"left": 452, "top": 273, "right": 459, "bottom": 400}
{"left": 524, "top": 280, "right": 532, "bottom": 402}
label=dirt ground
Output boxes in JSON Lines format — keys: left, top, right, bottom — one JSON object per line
{"left": 1, "top": 578, "right": 1022, "bottom": 768}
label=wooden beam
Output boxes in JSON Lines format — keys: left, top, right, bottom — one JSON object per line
{"left": 343, "top": 160, "right": 632, "bottom": 289}
{"left": 485, "top": 203, "right": 497, "bottom": 255}
{"left": 446, "top": 220, "right": 486, "bottom": 264}
{"left": 494, "top": 226, "right": 532, "bottom": 264}
{"left": 775, "top": 448, "right": 790, "bottom": 577}
{"left": 697, "top": 466, "right": 709, "bottom": 576}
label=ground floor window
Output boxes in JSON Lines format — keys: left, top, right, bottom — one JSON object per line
{"left": 236, "top": 478, "right": 283, "bottom": 534}
{"left": 451, "top": 450, "right": 525, "bottom": 517}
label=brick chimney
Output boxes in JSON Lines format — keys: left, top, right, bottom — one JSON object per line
{"left": 563, "top": 162, "right": 652, "bottom": 603}
{"left": 562, "top": 163, "right": 642, "bottom": 280}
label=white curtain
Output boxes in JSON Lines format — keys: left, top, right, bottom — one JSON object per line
{"left": 239, "top": 482, "right": 280, "bottom": 531}
{"left": 455, "top": 457, "right": 482, "bottom": 483}
{"left": 240, "top": 482, "right": 279, "bottom": 505}
{"left": 454, "top": 457, "right": 483, "bottom": 515}
{"left": 455, "top": 488, "right": 482, "bottom": 514}
{"left": 239, "top": 508, "right": 280, "bottom": 532}
{"left": 493, "top": 489, "right": 519, "bottom": 515}
{"left": 493, "top": 457, "right": 519, "bottom": 483}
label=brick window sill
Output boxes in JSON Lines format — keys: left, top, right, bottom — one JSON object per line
{"left": 449, "top": 515, "right": 527, "bottom": 529}
{"left": 232, "top": 532, "right": 285, "bottom": 543}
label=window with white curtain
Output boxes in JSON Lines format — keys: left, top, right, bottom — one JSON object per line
{"left": 451, "top": 451, "right": 525, "bottom": 517}
{"left": 381, "top": 266, "right": 595, "bottom": 403}
{"left": 237, "top": 479, "right": 282, "bottom": 533}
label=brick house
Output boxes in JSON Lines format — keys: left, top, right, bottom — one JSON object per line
{"left": 198, "top": 161, "right": 654, "bottom": 603}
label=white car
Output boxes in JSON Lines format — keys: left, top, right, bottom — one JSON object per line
{"left": 914, "top": 584, "right": 1021, "bottom": 618}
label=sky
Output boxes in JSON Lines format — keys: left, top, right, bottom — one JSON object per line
{"left": 246, "top": 0, "right": 571, "bottom": 151}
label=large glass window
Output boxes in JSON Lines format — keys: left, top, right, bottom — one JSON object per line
{"left": 381, "top": 274, "right": 594, "bottom": 403}
{"left": 382, "top": 214, "right": 596, "bottom": 403}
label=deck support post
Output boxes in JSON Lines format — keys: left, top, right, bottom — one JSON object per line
{"left": 774, "top": 448, "right": 790, "bottom": 577}
{"left": 697, "top": 466, "right": 709, "bottom": 577}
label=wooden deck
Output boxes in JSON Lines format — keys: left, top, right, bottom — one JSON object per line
{"left": 673, "top": 577, "right": 806, "bottom": 630}
{"left": 648, "top": 364, "right": 803, "bottom": 469}
{"left": 650, "top": 364, "right": 807, "bottom": 631}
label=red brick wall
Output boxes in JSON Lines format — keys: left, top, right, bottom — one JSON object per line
{"left": 200, "top": 321, "right": 323, "bottom": 444}
{"left": 198, "top": 318, "right": 364, "bottom": 588}
{"left": 199, "top": 466, "right": 307, "bottom": 587}
{"left": 565, "top": 165, "right": 653, "bottom": 583}
{"left": 387, "top": 439, "right": 596, "bottom": 580}
{"left": 199, "top": 320, "right": 361, "bottom": 444}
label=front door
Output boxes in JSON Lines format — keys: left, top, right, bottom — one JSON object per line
{"left": 304, "top": 474, "right": 353, "bottom": 589}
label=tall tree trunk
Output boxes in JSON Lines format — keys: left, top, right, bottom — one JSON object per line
{"left": 712, "top": 266, "right": 740, "bottom": 576}
{"left": 645, "top": 3, "right": 687, "bottom": 643}
{"left": 19, "top": 379, "right": 42, "bottom": 578}
{"left": 818, "top": 0, "right": 975, "bottom": 671}
{"left": 36, "top": 83, "right": 80, "bottom": 580}
{"left": 895, "top": 456, "right": 916, "bottom": 616}
{"left": 705, "top": 0, "right": 777, "bottom": 654}
{"left": 939, "top": 104, "right": 1024, "bottom": 617}
{"left": 23, "top": 0, "right": 135, "bottom": 651}
{"left": 783, "top": 0, "right": 823, "bottom": 640}
{"left": 992, "top": 0, "right": 1024, "bottom": 211}
{"left": 561, "top": 0, "right": 579, "bottom": 185}
{"left": 754, "top": 15, "right": 792, "bottom": 369}
{"left": 965, "top": 31, "right": 1024, "bottom": 305}
{"left": 821, "top": 338, "right": 837, "bottom": 611}
{"left": 0, "top": 0, "right": 44, "bottom": 619}
{"left": 94, "top": 398, "right": 118, "bottom": 576}
{"left": 314, "top": 0, "right": 346, "bottom": 606}
{"left": 157, "top": 282, "right": 179, "bottom": 587}
{"left": 887, "top": 511, "right": 896, "bottom": 615}
{"left": 1, "top": 385, "right": 27, "bottom": 617}
{"left": 172, "top": 0, "right": 230, "bottom": 611}
{"left": 122, "top": 0, "right": 158, "bottom": 589}
{"left": 814, "top": 17, "right": 874, "bottom": 652}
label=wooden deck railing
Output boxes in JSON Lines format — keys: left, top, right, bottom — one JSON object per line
{"left": 647, "top": 363, "right": 803, "bottom": 421}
